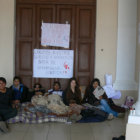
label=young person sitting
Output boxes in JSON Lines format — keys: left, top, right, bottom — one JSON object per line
{"left": 10, "top": 76, "right": 29, "bottom": 108}
{"left": 0, "top": 77, "right": 17, "bottom": 133}
{"left": 63, "top": 77, "right": 82, "bottom": 105}
{"left": 27, "top": 83, "right": 45, "bottom": 102}
{"left": 48, "top": 81, "right": 63, "bottom": 97}
{"left": 82, "top": 78, "right": 125, "bottom": 117}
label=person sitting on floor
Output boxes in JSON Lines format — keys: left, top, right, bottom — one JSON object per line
{"left": 0, "top": 77, "right": 17, "bottom": 133}
{"left": 10, "top": 76, "right": 29, "bottom": 108}
{"left": 63, "top": 77, "right": 82, "bottom": 106}
{"left": 27, "top": 83, "right": 45, "bottom": 102}
{"left": 48, "top": 81, "right": 63, "bottom": 97}
{"left": 82, "top": 78, "right": 125, "bottom": 118}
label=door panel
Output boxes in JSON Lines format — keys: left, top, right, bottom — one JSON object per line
{"left": 76, "top": 6, "right": 96, "bottom": 85}
{"left": 20, "top": 75, "right": 33, "bottom": 88}
{"left": 16, "top": 5, "right": 35, "bottom": 88}
{"left": 19, "top": 41, "right": 32, "bottom": 71}
{"left": 79, "top": 9, "right": 92, "bottom": 38}
{"left": 78, "top": 43, "right": 91, "bottom": 72}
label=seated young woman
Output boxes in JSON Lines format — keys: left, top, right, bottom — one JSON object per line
{"left": 10, "top": 76, "right": 29, "bottom": 108}
{"left": 82, "top": 78, "right": 125, "bottom": 117}
{"left": 0, "top": 77, "right": 17, "bottom": 133}
{"left": 48, "top": 81, "right": 63, "bottom": 96}
{"left": 63, "top": 77, "right": 82, "bottom": 105}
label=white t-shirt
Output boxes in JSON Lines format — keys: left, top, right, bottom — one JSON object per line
{"left": 48, "top": 89, "right": 63, "bottom": 96}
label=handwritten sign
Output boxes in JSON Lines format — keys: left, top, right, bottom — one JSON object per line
{"left": 33, "top": 49, "right": 74, "bottom": 78}
{"left": 41, "top": 23, "right": 70, "bottom": 48}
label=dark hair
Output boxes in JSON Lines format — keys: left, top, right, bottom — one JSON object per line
{"left": 53, "top": 81, "right": 61, "bottom": 89}
{"left": 83, "top": 78, "right": 101, "bottom": 102}
{"left": 33, "top": 83, "right": 42, "bottom": 89}
{"left": 0, "top": 77, "right": 6, "bottom": 84}
{"left": 90, "top": 78, "right": 101, "bottom": 87}
{"left": 13, "top": 76, "right": 21, "bottom": 83}
{"left": 68, "top": 77, "right": 79, "bottom": 89}
{"left": 66, "top": 77, "right": 81, "bottom": 101}
{"left": 88, "top": 78, "right": 101, "bottom": 92}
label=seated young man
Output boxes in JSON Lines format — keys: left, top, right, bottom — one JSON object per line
{"left": 10, "top": 76, "right": 29, "bottom": 108}
{"left": 0, "top": 77, "right": 17, "bottom": 133}
{"left": 48, "top": 81, "right": 63, "bottom": 97}
{"left": 27, "top": 83, "right": 45, "bottom": 102}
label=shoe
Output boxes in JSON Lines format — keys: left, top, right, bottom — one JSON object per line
{"left": 112, "top": 135, "right": 125, "bottom": 140}
{"left": 118, "top": 113, "right": 125, "bottom": 118}
{"left": 69, "top": 114, "right": 82, "bottom": 123}
{"left": 112, "top": 138, "right": 118, "bottom": 140}
{"left": 0, "top": 121, "right": 9, "bottom": 133}
{"left": 107, "top": 113, "right": 114, "bottom": 120}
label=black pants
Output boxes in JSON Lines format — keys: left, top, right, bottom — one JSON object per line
{"left": 0, "top": 108, "right": 17, "bottom": 121}
{"left": 81, "top": 108, "right": 108, "bottom": 119}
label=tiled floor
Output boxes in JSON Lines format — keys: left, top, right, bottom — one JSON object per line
{"left": 0, "top": 114, "right": 127, "bottom": 140}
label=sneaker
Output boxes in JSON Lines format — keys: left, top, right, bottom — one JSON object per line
{"left": 0, "top": 121, "right": 9, "bottom": 133}
{"left": 118, "top": 113, "right": 125, "bottom": 118}
{"left": 69, "top": 114, "right": 82, "bottom": 123}
{"left": 107, "top": 113, "right": 114, "bottom": 120}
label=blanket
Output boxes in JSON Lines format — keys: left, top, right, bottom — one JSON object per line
{"left": 7, "top": 103, "right": 68, "bottom": 124}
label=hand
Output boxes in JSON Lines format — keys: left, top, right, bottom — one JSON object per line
{"left": 28, "top": 104, "right": 34, "bottom": 107}
{"left": 69, "top": 103, "right": 76, "bottom": 107}
{"left": 15, "top": 100, "right": 20, "bottom": 104}
{"left": 35, "top": 91, "right": 43, "bottom": 95}
{"left": 99, "top": 96, "right": 103, "bottom": 100}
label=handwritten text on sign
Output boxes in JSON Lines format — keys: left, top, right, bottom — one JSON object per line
{"left": 41, "top": 23, "right": 70, "bottom": 48}
{"left": 33, "top": 49, "right": 74, "bottom": 78}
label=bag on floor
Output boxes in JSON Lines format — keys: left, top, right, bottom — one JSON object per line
{"left": 122, "top": 96, "right": 134, "bottom": 109}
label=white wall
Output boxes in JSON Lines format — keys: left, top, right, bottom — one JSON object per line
{"left": 95, "top": 0, "right": 118, "bottom": 85}
{"left": 0, "top": 0, "right": 15, "bottom": 86}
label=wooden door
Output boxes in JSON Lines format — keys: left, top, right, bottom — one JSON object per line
{"left": 16, "top": 0, "right": 96, "bottom": 90}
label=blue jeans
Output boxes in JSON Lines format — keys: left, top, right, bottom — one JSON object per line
{"left": 97, "top": 99, "right": 118, "bottom": 117}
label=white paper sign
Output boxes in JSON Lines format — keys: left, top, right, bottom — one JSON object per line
{"left": 33, "top": 49, "right": 74, "bottom": 78}
{"left": 41, "top": 23, "right": 70, "bottom": 48}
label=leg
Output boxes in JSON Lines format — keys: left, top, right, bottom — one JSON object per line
{"left": 100, "top": 99, "right": 118, "bottom": 117}
{"left": 0, "top": 115, "right": 3, "bottom": 121}
{"left": 0, "top": 115, "right": 8, "bottom": 133}
{"left": 96, "top": 105, "right": 106, "bottom": 112}
{"left": 0, "top": 108, "right": 17, "bottom": 121}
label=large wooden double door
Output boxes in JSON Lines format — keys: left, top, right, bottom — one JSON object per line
{"left": 16, "top": 0, "right": 96, "bottom": 90}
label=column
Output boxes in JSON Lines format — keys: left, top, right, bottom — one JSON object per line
{"left": 113, "top": 0, "right": 138, "bottom": 90}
